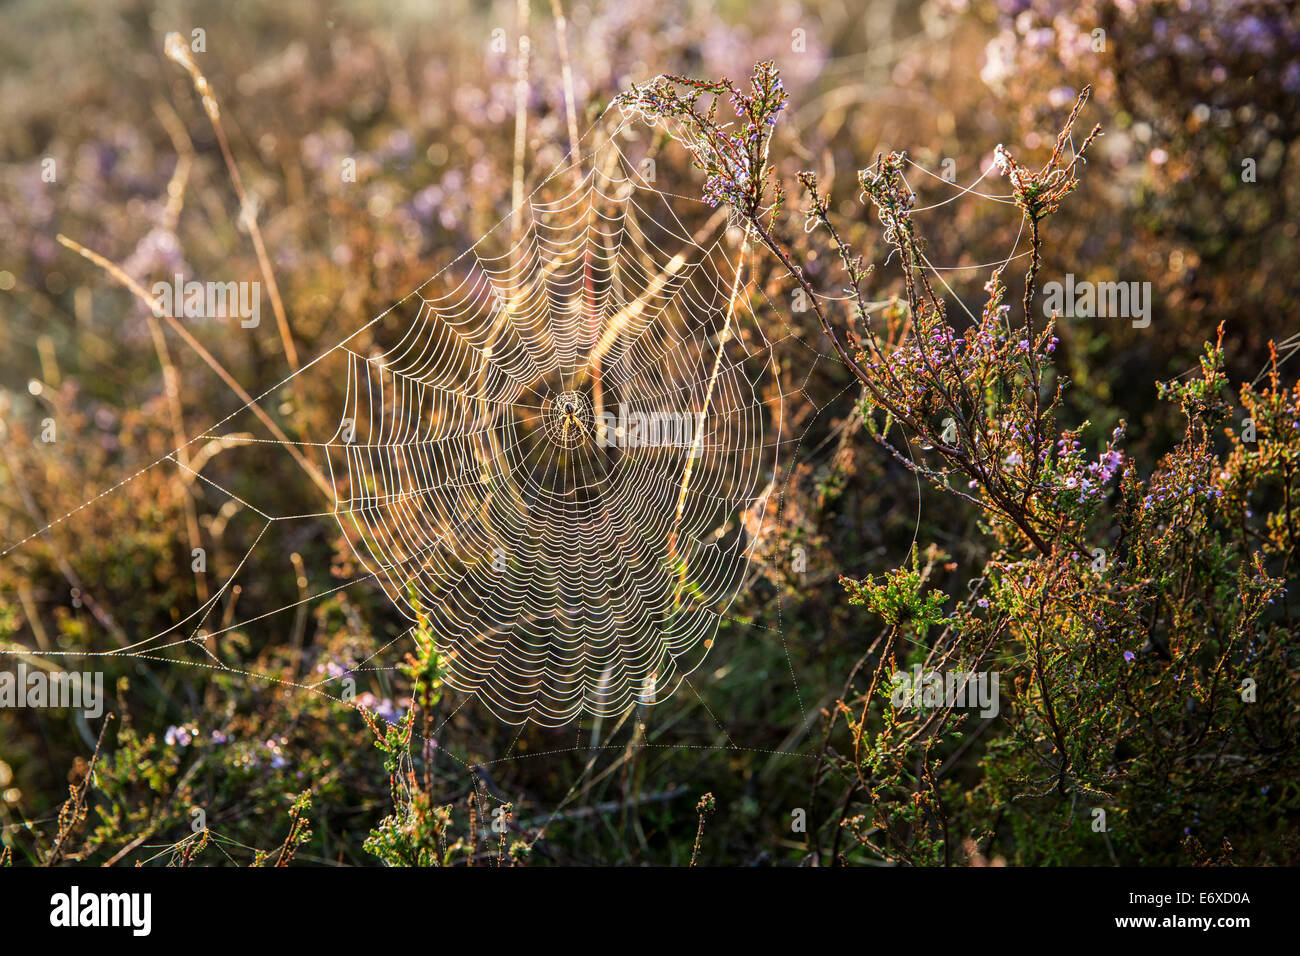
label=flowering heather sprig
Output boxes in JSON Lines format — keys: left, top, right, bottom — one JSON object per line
{"left": 617, "top": 61, "right": 787, "bottom": 219}
{"left": 991, "top": 85, "right": 1101, "bottom": 223}
{"left": 1048, "top": 423, "right": 1127, "bottom": 509}
{"left": 836, "top": 119, "right": 1104, "bottom": 557}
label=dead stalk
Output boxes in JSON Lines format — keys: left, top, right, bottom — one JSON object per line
{"left": 55, "top": 234, "right": 333, "bottom": 500}
{"left": 163, "top": 34, "right": 300, "bottom": 380}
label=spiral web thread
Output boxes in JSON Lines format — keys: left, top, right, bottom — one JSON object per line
{"left": 324, "top": 129, "right": 780, "bottom": 724}
{"left": 0, "top": 108, "right": 782, "bottom": 741}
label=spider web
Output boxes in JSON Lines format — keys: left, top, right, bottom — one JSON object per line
{"left": 3, "top": 113, "right": 783, "bottom": 729}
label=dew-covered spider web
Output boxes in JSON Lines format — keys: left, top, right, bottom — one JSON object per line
{"left": 3, "top": 112, "right": 784, "bottom": 728}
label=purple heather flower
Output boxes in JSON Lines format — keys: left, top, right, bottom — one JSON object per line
{"left": 325, "top": 660, "right": 351, "bottom": 679}
{"left": 265, "top": 738, "right": 288, "bottom": 769}
{"left": 1284, "top": 62, "right": 1300, "bottom": 94}
{"left": 356, "top": 692, "right": 405, "bottom": 724}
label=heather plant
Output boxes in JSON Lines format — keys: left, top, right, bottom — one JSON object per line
{"left": 621, "top": 61, "right": 1300, "bottom": 864}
